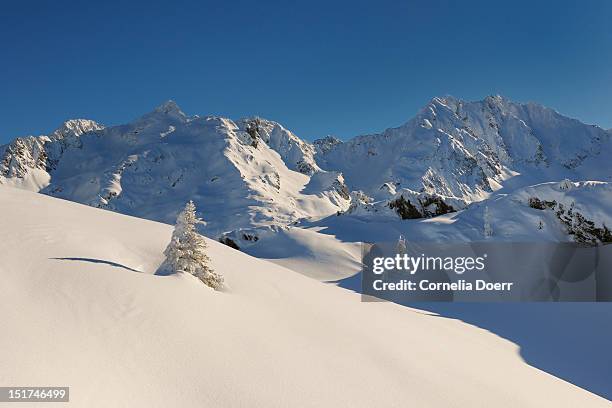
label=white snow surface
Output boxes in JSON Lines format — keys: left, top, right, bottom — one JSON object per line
{"left": 0, "top": 185, "right": 609, "bottom": 407}
{"left": 323, "top": 180, "right": 612, "bottom": 243}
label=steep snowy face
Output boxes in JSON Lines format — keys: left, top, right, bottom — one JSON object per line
{"left": 235, "top": 117, "right": 319, "bottom": 175}
{"left": 313, "top": 135, "right": 343, "bottom": 154}
{"left": 446, "top": 95, "right": 611, "bottom": 173}
{"left": 0, "top": 136, "right": 47, "bottom": 179}
{"left": 314, "top": 97, "right": 505, "bottom": 204}
{"left": 0, "top": 102, "right": 349, "bottom": 237}
{"left": 315, "top": 96, "right": 612, "bottom": 215}
{"left": 0, "top": 119, "right": 103, "bottom": 190}
{"left": 49, "top": 119, "right": 104, "bottom": 140}
{"left": 45, "top": 119, "right": 105, "bottom": 170}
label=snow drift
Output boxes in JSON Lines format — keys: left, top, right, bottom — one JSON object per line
{"left": 0, "top": 185, "right": 609, "bottom": 407}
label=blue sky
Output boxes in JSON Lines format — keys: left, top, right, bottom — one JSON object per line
{"left": 1, "top": 0, "right": 611, "bottom": 143}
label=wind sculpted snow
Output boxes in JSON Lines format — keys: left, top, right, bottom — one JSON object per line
{"left": 0, "top": 185, "right": 610, "bottom": 407}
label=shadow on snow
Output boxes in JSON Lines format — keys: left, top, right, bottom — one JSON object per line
{"left": 50, "top": 257, "right": 142, "bottom": 273}
{"left": 336, "top": 272, "right": 612, "bottom": 402}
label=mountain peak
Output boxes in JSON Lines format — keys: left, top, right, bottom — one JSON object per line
{"left": 154, "top": 100, "right": 184, "bottom": 115}
{"left": 137, "top": 100, "right": 187, "bottom": 124}
{"left": 51, "top": 119, "right": 104, "bottom": 139}
{"left": 484, "top": 94, "right": 505, "bottom": 101}
{"left": 432, "top": 94, "right": 460, "bottom": 104}
{"left": 483, "top": 94, "right": 512, "bottom": 107}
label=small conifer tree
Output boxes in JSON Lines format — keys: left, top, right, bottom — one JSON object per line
{"left": 396, "top": 234, "right": 407, "bottom": 255}
{"left": 163, "top": 201, "right": 223, "bottom": 290}
{"left": 484, "top": 206, "right": 492, "bottom": 239}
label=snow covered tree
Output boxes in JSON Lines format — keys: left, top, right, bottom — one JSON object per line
{"left": 483, "top": 206, "right": 492, "bottom": 239}
{"left": 396, "top": 234, "right": 407, "bottom": 255}
{"left": 163, "top": 201, "right": 224, "bottom": 290}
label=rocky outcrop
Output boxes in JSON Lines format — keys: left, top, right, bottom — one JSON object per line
{"left": 0, "top": 119, "right": 103, "bottom": 180}
{"left": 529, "top": 195, "right": 612, "bottom": 245}
{"left": 236, "top": 117, "right": 319, "bottom": 175}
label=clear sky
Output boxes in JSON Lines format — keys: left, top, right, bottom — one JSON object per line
{"left": 1, "top": 0, "right": 611, "bottom": 143}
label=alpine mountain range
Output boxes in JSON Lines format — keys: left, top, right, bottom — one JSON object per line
{"left": 2, "top": 95, "right": 611, "bottom": 255}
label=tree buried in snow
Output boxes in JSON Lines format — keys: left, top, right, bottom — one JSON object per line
{"left": 484, "top": 205, "right": 493, "bottom": 239}
{"left": 396, "top": 234, "right": 407, "bottom": 255}
{"left": 163, "top": 201, "right": 224, "bottom": 290}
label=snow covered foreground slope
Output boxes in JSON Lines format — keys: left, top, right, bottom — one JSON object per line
{"left": 0, "top": 186, "right": 609, "bottom": 408}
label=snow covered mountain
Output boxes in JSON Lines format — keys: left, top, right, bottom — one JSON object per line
{"left": 0, "top": 119, "right": 103, "bottom": 190}
{"left": 1, "top": 96, "right": 610, "bottom": 248}
{"left": 316, "top": 95, "right": 611, "bottom": 217}
{"left": 1, "top": 185, "right": 610, "bottom": 407}
{"left": 0, "top": 101, "right": 349, "bottom": 238}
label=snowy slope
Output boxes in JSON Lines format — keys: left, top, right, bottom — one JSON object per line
{"left": 312, "top": 180, "right": 612, "bottom": 244}
{"left": 246, "top": 179, "right": 612, "bottom": 282}
{"left": 244, "top": 225, "right": 362, "bottom": 281}
{"left": 0, "top": 185, "right": 609, "bottom": 407}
